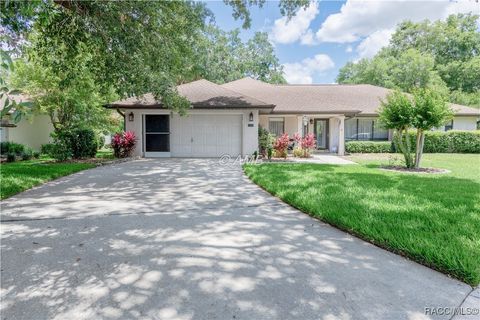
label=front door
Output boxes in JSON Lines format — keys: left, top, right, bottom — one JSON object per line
{"left": 314, "top": 119, "right": 329, "bottom": 150}
{"left": 144, "top": 115, "right": 170, "bottom": 157}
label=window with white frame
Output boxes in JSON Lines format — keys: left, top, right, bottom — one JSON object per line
{"left": 269, "top": 117, "right": 284, "bottom": 137}
{"left": 444, "top": 120, "right": 453, "bottom": 131}
{"left": 345, "top": 117, "right": 388, "bottom": 141}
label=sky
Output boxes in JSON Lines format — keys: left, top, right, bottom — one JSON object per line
{"left": 206, "top": 0, "right": 479, "bottom": 84}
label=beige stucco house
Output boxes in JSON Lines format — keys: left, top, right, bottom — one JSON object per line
{"left": 0, "top": 94, "right": 54, "bottom": 150}
{"left": 0, "top": 115, "right": 53, "bottom": 150}
{"left": 107, "top": 77, "right": 479, "bottom": 157}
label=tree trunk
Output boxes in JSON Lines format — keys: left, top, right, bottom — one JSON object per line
{"left": 414, "top": 129, "right": 421, "bottom": 168}
{"left": 394, "top": 128, "right": 413, "bottom": 168}
{"left": 414, "top": 130, "right": 425, "bottom": 169}
{"left": 403, "top": 128, "right": 414, "bottom": 168}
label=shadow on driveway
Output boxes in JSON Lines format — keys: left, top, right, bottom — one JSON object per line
{"left": 0, "top": 159, "right": 472, "bottom": 320}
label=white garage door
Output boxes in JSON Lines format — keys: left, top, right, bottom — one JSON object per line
{"left": 171, "top": 114, "right": 242, "bottom": 157}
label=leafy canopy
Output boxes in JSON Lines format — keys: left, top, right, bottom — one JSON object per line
{"left": 191, "top": 26, "right": 285, "bottom": 84}
{"left": 223, "top": 0, "right": 309, "bottom": 28}
{"left": 2, "top": 0, "right": 287, "bottom": 131}
{"left": 337, "top": 14, "right": 480, "bottom": 107}
{"left": 412, "top": 89, "right": 453, "bottom": 131}
{"left": 379, "top": 89, "right": 452, "bottom": 168}
{"left": 0, "top": 0, "right": 286, "bottom": 118}
{"left": 10, "top": 41, "right": 118, "bottom": 133}
{"left": 378, "top": 91, "right": 415, "bottom": 130}
{"left": 2, "top": 0, "right": 210, "bottom": 113}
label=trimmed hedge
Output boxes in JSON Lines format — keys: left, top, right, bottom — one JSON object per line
{"left": 346, "top": 141, "right": 393, "bottom": 153}
{"left": 395, "top": 130, "right": 480, "bottom": 154}
{"left": 346, "top": 130, "right": 480, "bottom": 154}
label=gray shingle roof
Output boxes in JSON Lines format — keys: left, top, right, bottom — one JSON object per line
{"left": 222, "top": 78, "right": 480, "bottom": 116}
{"left": 107, "top": 79, "right": 274, "bottom": 109}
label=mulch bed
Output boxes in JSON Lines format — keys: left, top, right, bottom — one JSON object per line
{"left": 380, "top": 166, "right": 450, "bottom": 174}
{"left": 61, "top": 157, "right": 137, "bottom": 166}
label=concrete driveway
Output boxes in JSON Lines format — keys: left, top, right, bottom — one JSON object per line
{"left": 0, "top": 159, "right": 473, "bottom": 320}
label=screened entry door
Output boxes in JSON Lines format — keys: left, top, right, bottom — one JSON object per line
{"left": 314, "top": 119, "right": 329, "bottom": 150}
{"left": 144, "top": 115, "right": 170, "bottom": 157}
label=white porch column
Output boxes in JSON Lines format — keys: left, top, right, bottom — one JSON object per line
{"left": 297, "top": 116, "right": 303, "bottom": 136}
{"left": 337, "top": 116, "right": 345, "bottom": 155}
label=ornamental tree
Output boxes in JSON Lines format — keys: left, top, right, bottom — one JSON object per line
{"left": 378, "top": 91, "right": 415, "bottom": 168}
{"left": 412, "top": 89, "right": 453, "bottom": 168}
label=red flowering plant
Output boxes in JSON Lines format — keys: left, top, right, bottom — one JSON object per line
{"left": 300, "top": 133, "right": 316, "bottom": 157}
{"left": 292, "top": 132, "right": 316, "bottom": 158}
{"left": 111, "top": 131, "right": 137, "bottom": 158}
{"left": 273, "top": 133, "right": 289, "bottom": 158}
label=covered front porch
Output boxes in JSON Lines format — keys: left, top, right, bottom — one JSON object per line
{"left": 259, "top": 114, "right": 346, "bottom": 155}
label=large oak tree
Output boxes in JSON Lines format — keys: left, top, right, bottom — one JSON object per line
{"left": 1, "top": 0, "right": 288, "bottom": 131}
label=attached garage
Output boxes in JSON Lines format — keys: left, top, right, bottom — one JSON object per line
{"left": 170, "top": 114, "right": 242, "bottom": 157}
{"left": 106, "top": 79, "right": 273, "bottom": 158}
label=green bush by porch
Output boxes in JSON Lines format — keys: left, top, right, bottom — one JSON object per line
{"left": 346, "top": 130, "right": 480, "bottom": 154}
{"left": 346, "top": 141, "right": 393, "bottom": 153}
{"left": 393, "top": 130, "right": 480, "bottom": 153}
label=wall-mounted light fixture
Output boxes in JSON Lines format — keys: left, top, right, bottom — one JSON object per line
{"left": 310, "top": 118, "right": 314, "bottom": 125}
{"left": 249, "top": 112, "right": 254, "bottom": 122}
{"left": 128, "top": 112, "right": 134, "bottom": 122}
{"left": 303, "top": 116, "right": 308, "bottom": 126}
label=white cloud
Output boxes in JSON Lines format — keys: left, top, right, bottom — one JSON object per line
{"left": 283, "top": 54, "right": 335, "bottom": 84}
{"left": 345, "top": 45, "right": 353, "bottom": 53}
{"left": 270, "top": 2, "right": 319, "bottom": 44}
{"left": 300, "top": 29, "right": 317, "bottom": 45}
{"left": 356, "top": 29, "right": 394, "bottom": 59}
{"left": 316, "top": 0, "right": 479, "bottom": 43}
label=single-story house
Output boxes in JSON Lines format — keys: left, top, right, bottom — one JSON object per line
{"left": 107, "top": 77, "right": 479, "bottom": 157}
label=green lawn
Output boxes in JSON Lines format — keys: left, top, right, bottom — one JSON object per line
{"left": 0, "top": 158, "right": 95, "bottom": 200}
{"left": 244, "top": 153, "right": 480, "bottom": 286}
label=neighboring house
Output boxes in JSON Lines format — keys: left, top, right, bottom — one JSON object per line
{"left": 0, "top": 95, "right": 54, "bottom": 151}
{"left": 107, "top": 78, "right": 480, "bottom": 157}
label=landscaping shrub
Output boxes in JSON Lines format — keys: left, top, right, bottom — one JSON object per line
{"left": 293, "top": 132, "right": 316, "bottom": 157}
{"left": 0, "top": 142, "right": 25, "bottom": 155}
{"left": 33, "top": 151, "right": 40, "bottom": 159}
{"left": 41, "top": 143, "right": 55, "bottom": 155}
{"left": 273, "top": 133, "right": 289, "bottom": 158}
{"left": 69, "top": 128, "right": 98, "bottom": 158}
{"left": 293, "top": 147, "right": 304, "bottom": 157}
{"left": 6, "top": 153, "right": 15, "bottom": 162}
{"left": 267, "top": 147, "right": 273, "bottom": 160}
{"left": 21, "top": 147, "right": 33, "bottom": 161}
{"left": 346, "top": 141, "right": 393, "bottom": 153}
{"left": 258, "top": 126, "right": 274, "bottom": 156}
{"left": 111, "top": 131, "right": 137, "bottom": 158}
{"left": 50, "top": 128, "right": 98, "bottom": 161}
{"left": 393, "top": 130, "right": 480, "bottom": 153}
{"left": 50, "top": 140, "right": 73, "bottom": 162}
{"left": 97, "top": 134, "right": 106, "bottom": 149}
